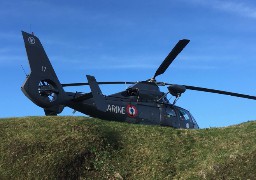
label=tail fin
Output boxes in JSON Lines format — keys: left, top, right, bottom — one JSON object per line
{"left": 21, "top": 31, "right": 66, "bottom": 115}
{"left": 86, "top": 75, "right": 108, "bottom": 112}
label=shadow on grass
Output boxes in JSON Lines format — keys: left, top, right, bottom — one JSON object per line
{"left": 56, "top": 125, "right": 123, "bottom": 179}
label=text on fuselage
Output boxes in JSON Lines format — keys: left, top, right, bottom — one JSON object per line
{"left": 107, "top": 104, "right": 125, "bottom": 114}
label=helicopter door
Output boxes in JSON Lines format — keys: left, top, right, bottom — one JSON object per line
{"left": 160, "top": 105, "right": 178, "bottom": 127}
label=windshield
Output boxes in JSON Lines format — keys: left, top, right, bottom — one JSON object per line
{"left": 190, "top": 113, "right": 199, "bottom": 128}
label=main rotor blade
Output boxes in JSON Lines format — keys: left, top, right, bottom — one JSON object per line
{"left": 184, "top": 85, "right": 256, "bottom": 100}
{"left": 153, "top": 39, "right": 190, "bottom": 79}
{"left": 61, "top": 81, "right": 136, "bottom": 87}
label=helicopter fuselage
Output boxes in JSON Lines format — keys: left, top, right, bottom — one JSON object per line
{"left": 66, "top": 81, "right": 199, "bottom": 129}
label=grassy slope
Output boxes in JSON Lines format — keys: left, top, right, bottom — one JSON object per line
{"left": 0, "top": 117, "right": 256, "bottom": 179}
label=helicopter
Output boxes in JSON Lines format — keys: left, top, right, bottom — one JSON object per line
{"left": 21, "top": 31, "right": 256, "bottom": 129}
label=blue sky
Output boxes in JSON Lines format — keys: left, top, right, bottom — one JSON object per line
{"left": 1, "top": 0, "right": 256, "bottom": 128}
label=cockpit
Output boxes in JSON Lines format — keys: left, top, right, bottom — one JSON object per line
{"left": 125, "top": 82, "right": 163, "bottom": 101}
{"left": 176, "top": 107, "right": 199, "bottom": 129}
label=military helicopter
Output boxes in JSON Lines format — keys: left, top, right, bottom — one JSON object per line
{"left": 21, "top": 31, "right": 256, "bottom": 129}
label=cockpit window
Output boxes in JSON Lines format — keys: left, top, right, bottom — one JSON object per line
{"left": 178, "top": 108, "right": 191, "bottom": 121}
{"left": 190, "top": 114, "right": 198, "bottom": 126}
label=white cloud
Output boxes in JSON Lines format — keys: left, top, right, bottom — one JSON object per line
{"left": 0, "top": 55, "right": 23, "bottom": 63}
{"left": 54, "top": 53, "right": 221, "bottom": 71}
{"left": 0, "top": 32, "right": 20, "bottom": 40}
{"left": 79, "top": 63, "right": 156, "bottom": 70}
{"left": 188, "top": 0, "right": 256, "bottom": 19}
{"left": 0, "top": 46, "right": 24, "bottom": 65}
{"left": 59, "top": 54, "right": 160, "bottom": 70}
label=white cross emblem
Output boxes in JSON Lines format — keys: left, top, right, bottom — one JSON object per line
{"left": 28, "top": 37, "right": 35, "bottom": 44}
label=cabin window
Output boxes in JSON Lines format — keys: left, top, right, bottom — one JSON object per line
{"left": 166, "top": 107, "right": 176, "bottom": 117}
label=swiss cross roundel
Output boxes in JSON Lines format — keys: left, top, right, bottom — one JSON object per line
{"left": 126, "top": 105, "right": 138, "bottom": 117}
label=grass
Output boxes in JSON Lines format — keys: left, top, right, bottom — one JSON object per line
{"left": 0, "top": 116, "right": 256, "bottom": 179}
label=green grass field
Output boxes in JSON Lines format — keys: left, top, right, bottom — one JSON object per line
{"left": 1, "top": 116, "right": 256, "bottom": 179}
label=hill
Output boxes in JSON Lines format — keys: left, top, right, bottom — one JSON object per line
{"left": 0, "top": 116, "right": 256, "bottom": 179}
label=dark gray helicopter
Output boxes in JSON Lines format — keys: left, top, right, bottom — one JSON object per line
{"left": 21, "top": 31, "right": 256, "bottom": 129}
